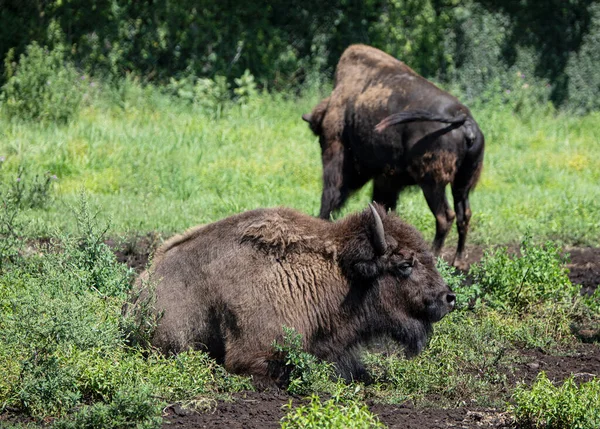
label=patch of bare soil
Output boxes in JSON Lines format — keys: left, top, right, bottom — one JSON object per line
{"left": 565, "top": 246, "right": 600, "bottom": 295}
{"left": 107, "top": 240, "right": 599, "bottom": 429}
{"left": 162, "top": 393, "right": 515, "bottom": 428}
{"left": 108, "top": 232, "right": 162, "bottom": 273}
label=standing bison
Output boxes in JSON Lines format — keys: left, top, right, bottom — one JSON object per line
{"left": 303, "top": 44, "right": 485, "bottom": 268}
{"left": 131, "top": 204, "right": 454, "bottom": 384}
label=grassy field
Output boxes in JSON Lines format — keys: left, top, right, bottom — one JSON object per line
{"left": 1, "top": 88, "right": 599, "bottom": 246}
{"left": 1, "top": 87, "right": 600, "bottom": 428}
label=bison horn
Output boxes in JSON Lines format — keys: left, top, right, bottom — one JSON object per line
{"left": 301, "top": 113, "right": 312, "bottom": 123}
{"left": 368, "top": 203, "right": 387, "bottom": 255}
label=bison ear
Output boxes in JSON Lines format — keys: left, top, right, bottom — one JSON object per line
{"left": 368, "top": 203, "right": 387, "bottom": 256}
{"left": 302, "top": 113, "right": 312, "bottom": 123}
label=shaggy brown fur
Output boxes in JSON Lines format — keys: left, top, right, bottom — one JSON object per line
{"left": 303, "top": 44, "right": 485, "bottom": 268}
{"left": 129, "top": 205, "right": 455, "bottom": 385}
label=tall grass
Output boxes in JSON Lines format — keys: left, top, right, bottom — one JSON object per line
{"left": 0, "top": 86, "right": 598, "bottom": 247}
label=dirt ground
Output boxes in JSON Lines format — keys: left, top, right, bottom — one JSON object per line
{"left": 160, "top": 343, "right": 600, "bottom": 429}
{"left": 108, "top": 237, "right": 600, "bottom": 429}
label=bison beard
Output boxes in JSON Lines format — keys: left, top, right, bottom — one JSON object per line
{"left": 303, "top": 44, "right": 485, "bottom": 269}
{"left": 127, "top": 205, "right": 455, "bottom": 386}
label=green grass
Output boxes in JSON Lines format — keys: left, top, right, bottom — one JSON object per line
{"left": 1, "top": 89, "right": 599, "bottom": 247}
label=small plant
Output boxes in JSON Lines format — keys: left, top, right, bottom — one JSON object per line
{"left": 280, "top": 395, "right": 386, "bottom": 429}
{"left": 234, "top": 69, "right": 258, "bottom": 105}
{"left": 53, "top": 386, "right": 162, "bottom": 429}
{"left": 17, "top": 352, "right": 81, "bottom": 418}
{"left": 436, "top": 258, "right": 479, "bottom": 309}
{"left": 193, "top": 75, "right": 231, "bottom": 117}
{"left": 1, "top": 41, "right": 82, "bottom": 123}
{"left": 0, "top": 194, "right": 23, "bottom": 273}
{"left": 120, "top": 271, "right": 161, "bottom": 349}
{"left": 469, "top": 235, "right": 576, "bottom": 312}
{"left": 69, "top": 192, "right": 132, "bottom": 298}
{"left": 6, "top": 165, "right": 58, "bottom": 210}
{"left": 511, "top": 372, "right": 600, "bottom": 429}
{"left": 272, "top": 326, "right": 337, "bottom": 395}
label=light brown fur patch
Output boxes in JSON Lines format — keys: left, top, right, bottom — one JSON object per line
{"left": 154, "top": 224, "right": 207, "bottom": 259}
{"left": 408, "top": 151, "right": 458, "bottom": 183}
{"left": 355, "top": 84, "right": 393, "bottom": 112}
{"left": 240, "top": 213, "right": 337, "bottom": 259}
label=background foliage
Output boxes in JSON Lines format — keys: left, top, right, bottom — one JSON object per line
{"left": 1, "top": 0, "right": 599, "bottom": 110}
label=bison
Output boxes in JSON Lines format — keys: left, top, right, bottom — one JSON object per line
{"left": 302, "top": 44, "right": 485, "bottom": 269}
{"left": 130, "top": 204, "right": 455, "bottom": 385}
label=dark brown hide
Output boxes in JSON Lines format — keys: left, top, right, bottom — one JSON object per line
{"left": 303, "top": 44, "right": 485, "bottom": 268}
{"left": 130, "top": 205, "right": 454, "bottom": 385}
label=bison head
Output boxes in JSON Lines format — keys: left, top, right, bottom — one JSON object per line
{"left": 338, "top": 204, "right": 455, "bottom": 356}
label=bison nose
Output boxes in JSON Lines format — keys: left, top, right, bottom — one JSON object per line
{"left": 446, "top": 293, "right": 456, "bottom": 308}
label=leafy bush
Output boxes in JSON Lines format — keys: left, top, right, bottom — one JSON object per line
{"left": 0, "top": 160, "right": 57, "bottom": 272}
{"left": 1, "top": 41, "right": 82, "bottom": 122}
{"left": 272, "top": 326, "right": 337, "bottom": 395}
{"left": 53, "top": 386, "right": 162, "bottom": 429}
{"left": 0, "top": 193, "right": 253, "bottom": 422}
{"left": 436, "top": 258, "right": 476, "bottom": 310}
{"left": 566, "top": 3, "right": 600, "bottom": 113}
{"left": 193, "top": 75, "right": 231, "bottom": 117}
{"left": 511, "top": 372, "right": 600, "bottom": 429}
{"left": 4, "top": 165, "right": 58, "bottom": 210}
{"left": 469, "top": 235, "right": 576, "bottom": 312}
{"left": 280, "top": 395, "right": 385, "bottom": 429}
{"left": 17, "top": 353, "right": 81, "bottom": 418}
{"left": 233, "top": 69, "right": 258, "bottom": 105}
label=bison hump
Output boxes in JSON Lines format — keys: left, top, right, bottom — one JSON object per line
{"left": 239, "top": 213, "right": 336, "bottom": 258}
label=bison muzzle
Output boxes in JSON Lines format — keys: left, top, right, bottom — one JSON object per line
{"left": 130, "top": 204, "right": 454, "bottom": 385}
{"left": 303, "top": 44, "right": 485, "bottom": 269}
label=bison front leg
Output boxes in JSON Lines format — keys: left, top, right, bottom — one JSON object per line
{"left": 319, "top": 140, "right": 352, "bottom": 219}
{"left": 421, "top": 183, "right": 455, "bottom": 256}
{"left": 372, "top": 176, "right": 403, "bottom": 212}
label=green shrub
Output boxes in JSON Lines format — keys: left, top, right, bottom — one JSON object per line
{"left": 436, "top": 258, "right": 477, "bottom": 309}
{"left": 280, "top": 395, "right": 385, "bottom": 429}
{"left": 1, "top": 42, "right": 82, "bottom": 122}
{"left": 17, "top": 353, "right": 80, "bottom": 418}
{"left": 0, "top": 160, "right": 57, "bottom": 272}
{"left": 234, "top": 69, "right": 258, "bottom": 105}
{"left": 53, "top": 386, "right": 161, "bottom": 429}
{"left": 193, "top": 75, "right": 231, "bottom": 117}
{"left": 0, "top": 193, "right": 253, "bottom": 422}
{"left": 272, "top": 326, "right": 337, "bottom": 395}
{"left": 469, "top": 235, "right": 576, "bottom": 312}
{"left": 566, "top": 3, "right": 600, "bottom": 113}
{"left": 511, "top": 372, "right": 600, "bottom": 429}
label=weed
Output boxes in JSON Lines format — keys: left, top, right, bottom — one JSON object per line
{"left": 53, "top": 386, "right": 162, "bottom": 429}
{"left": 511, "top": 372, "right": 600, "bottom": 429}
{"left": 469, "top": 235, "right": 576, "bottom": 312}
{"left": 234, "top": 69, "right": 258, "bottom": 105}
{"left": 436, "top": 258, "right": 478, "bottom": 309}
{"left": 17, "top": 353, "right": 80, "bottom": 418}
{"left": 280, "top": 395, "right": 385, "bottom": 429}
{"left": 272, "top": 326, "right": 338, "bottom": 395}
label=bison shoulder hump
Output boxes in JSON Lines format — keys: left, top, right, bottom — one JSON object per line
{"left": 239, "top": 213, "right": 336, "bottom": 258}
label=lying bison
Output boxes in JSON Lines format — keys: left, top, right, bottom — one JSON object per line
{"left": 130, "top": 204, "right": 455, "bottom": 385}
{"left": 303, "top": 44, "right": 485, "bottom": 268}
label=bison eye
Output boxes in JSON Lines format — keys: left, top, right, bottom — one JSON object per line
{"left": 394, "top": 261, "right": 413, "bottom": 278}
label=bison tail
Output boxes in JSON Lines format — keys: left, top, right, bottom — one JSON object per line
{"left": 375, "top": 110, "right": 467, "bottom": 133}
